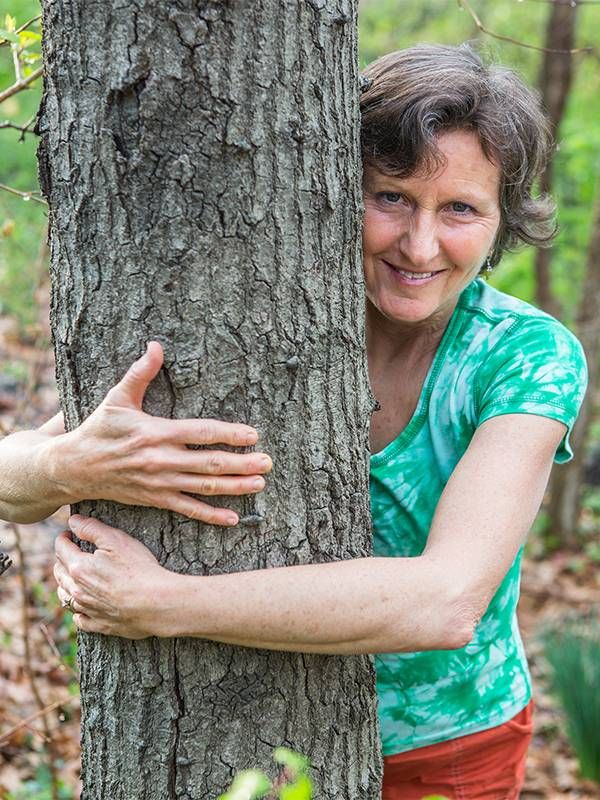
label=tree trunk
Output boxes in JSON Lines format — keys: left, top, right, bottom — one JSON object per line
{"left": 37, "top": 2, "right": 381, "bottom": 798}
{"left": 548, "top": 190, "right": 600, "bottom": 546}
{"left": 534, "top": 0, "right": 578, "bottom": 317}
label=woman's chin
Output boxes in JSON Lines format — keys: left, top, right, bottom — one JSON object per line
{"left": 378, "top": 297, "right": 444, "bottom": 327}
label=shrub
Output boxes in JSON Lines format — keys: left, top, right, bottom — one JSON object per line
{"left": 542, "top": 611, "right": 600, "bottom": 784}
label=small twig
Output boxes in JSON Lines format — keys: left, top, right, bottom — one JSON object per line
{"left": 2, "top": 708, "right": 52, "bottom": 744}
{"left": 0, "top": 181, "right": 47, "bottom": 205}
{"left": 11, "top": 523, "right": 60, "bottom": 800}
{"left": 0, "top": 700, "right": 62, "bottom": 746}
{"left": 16, "top": 14, "right": 42, "bottom": 34}
{"left": 458, "top": 0, "right": 594, "bottom": 54}
{"left": 0, "top": 66, "right": 43, "bottom": 105}
{"left": 0, "top": 115, "right": 36, "bottom": 140}
{"left": 39, "top": 621, "right": 78, "bottom": 679}
{"left": 521, "top": 0, "right": 600, "bottom": 5}
{"left": 11, "top": 39, "right": 22, "bottom": 84}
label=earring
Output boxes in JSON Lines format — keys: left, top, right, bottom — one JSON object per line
{"left": 481, "top": 256, "right": 493, "bottom": 279}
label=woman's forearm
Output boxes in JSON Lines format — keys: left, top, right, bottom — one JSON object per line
{"left": 162, "top": 557, "right": 473, "bottom": 654}
{"left": 0, "top": 423, "right": 77, "bottom": 523}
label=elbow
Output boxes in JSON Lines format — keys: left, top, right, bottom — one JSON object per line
{"left": 0, "top": 501, "right": 55, "bottom": 525}
{"left": 0, "top": 502, "right": 20, "bottom": 524}
{"left": 440, "top": 619, "right": 477, "bottom": 651}
{"left": 436, "top": 591, "right": 488, "bottom": 651}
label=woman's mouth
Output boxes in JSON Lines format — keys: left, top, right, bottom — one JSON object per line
{"left": 383, "top": 260, "right": 446, "bottom": 285}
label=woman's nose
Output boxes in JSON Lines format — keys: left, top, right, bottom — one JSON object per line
{"left": 398, "top": 213, "right": 440, "bottom": 268}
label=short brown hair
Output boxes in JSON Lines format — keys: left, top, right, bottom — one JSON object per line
{"left": 360, "top": 43, "right": 556, "bottom": 266}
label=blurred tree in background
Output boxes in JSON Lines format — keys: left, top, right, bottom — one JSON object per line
{"left": 0, "top": 0, "right": 44, "bottom": 334}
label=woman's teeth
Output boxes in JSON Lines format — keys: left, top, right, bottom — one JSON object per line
{"left": 397, "top": 269, "right": 435, "bottom": 279}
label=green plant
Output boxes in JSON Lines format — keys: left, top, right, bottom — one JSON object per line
{"left": 6, "top": 763, "right": 73, "bottom": 800}
{"left": 219, "top": 749, "right": 312, "bottom": 800}
{"left": 542, "top": 613, "right": 600, "bottom": 784}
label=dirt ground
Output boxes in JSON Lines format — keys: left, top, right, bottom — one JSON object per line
{"left": 1, "top": 318, "right": 599, "bottom": 799}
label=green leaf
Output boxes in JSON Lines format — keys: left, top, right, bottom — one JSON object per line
{"left": 273, "top": 748, "right": 310, "bottom": 775}
{"left": 421, "top": 796, "right": 451, "bottom": 800}
{"left": 0, "top": 28, "right": 19, "bottom": 43}
{"left": 279, "top": 775, "right": 312, "bottom": 800}
{"left": 420, "top": 796, "right": 451, "bottom": 800}
{"left": 19, "top": 30, "right": 41, "bottom": 45}
{"left": 23, "top": 64, "right": 42, "bottom": 77}
{"left": 218, "top": 770, "right": 271, "bottom": 800}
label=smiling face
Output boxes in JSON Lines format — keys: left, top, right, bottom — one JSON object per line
{"left": 362, "top": 129, "right": 502, "bottom": 329}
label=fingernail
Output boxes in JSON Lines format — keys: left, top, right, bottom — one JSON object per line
{"left": 244, "top": 430, "right": 258, "bottom": 444}
{"left": 227, "top": 515, "right": 239, "bottom": 526}
{"left": 252, "top": 477, "right": 265, "bottom": 490}
{"left": 260, "top": 456, "right": 271, "bottom": 469}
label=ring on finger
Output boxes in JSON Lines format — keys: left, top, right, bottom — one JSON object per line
{"left": 61, "top": 594, "right": 76, "bottom": 613}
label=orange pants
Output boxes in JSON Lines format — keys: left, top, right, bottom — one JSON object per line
{"left": 382, "top": 701, "right": 534, "bottom": 800}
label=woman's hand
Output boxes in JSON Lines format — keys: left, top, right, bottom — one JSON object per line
{"left": 45, "top": 342, "right": 271, "bottom": 526}
{"left": 54, "top": 514, "right": 180, "bottom": 639}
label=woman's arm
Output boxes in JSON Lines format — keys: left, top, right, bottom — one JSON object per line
{"left": 0, "top": 342, "right": 271, "bottom": 525}
{"left": 54, "top": 413, "right": 565, "bottom": 653}
{"left": 0, "top": 412, "right": 73, "bottom": 523}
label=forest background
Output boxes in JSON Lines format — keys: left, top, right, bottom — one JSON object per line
{"left": 0, "top": 1, "right": 599, "bottom": 798}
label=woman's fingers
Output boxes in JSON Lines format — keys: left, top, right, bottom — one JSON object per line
{"left": 103, "top": 342, "right": 164, "bottom": 410}
{"left": 73, "top": 613, "right": 103, "bottom": 634}
{"left": 54, "top": 561, "right": 77, "bottom": 597}
{"left": 56, "top": 585, "right": 87, "bottom": 614}
{"left": 169, "top": 473, "right": 265, "bottom": 497}
{"left": 162, "top": 417, "right": 259, "bottom": 448}
{"left": 54, "top": 563, "right": 98, "bottom": 612}
{"left": 151, "top": 449, "right": 272, "bottom": 477}
{"left": 161, "top": 493, "right": 241, "bottom": 527}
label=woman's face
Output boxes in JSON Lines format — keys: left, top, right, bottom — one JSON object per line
{"left": 362, "top": 130, "right": 502, "bottom": 327}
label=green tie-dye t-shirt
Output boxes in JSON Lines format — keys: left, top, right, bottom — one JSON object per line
{"left": 370, "top": 278, "right": 587, "bottom": 756}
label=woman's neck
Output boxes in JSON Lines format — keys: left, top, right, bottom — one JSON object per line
{"left": 365, "top": 300, "right": 456, "bottom": 368}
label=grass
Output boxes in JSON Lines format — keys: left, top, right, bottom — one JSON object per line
{"left": 542, "top": 613, "right": 600, "bottom": 784}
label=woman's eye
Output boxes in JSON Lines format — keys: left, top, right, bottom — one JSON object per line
{"left": 379, "top": 192, "right": 404, "bottom": 204}
{"left": 449, "top": 201, "right": 473, "bottom": 214}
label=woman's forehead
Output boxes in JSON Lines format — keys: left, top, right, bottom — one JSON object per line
{"left": 365, "top": 130, "right": 501, "bottom": 200}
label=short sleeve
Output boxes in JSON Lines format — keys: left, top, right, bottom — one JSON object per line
{"left": 477, "top": 316, "right": 588, "bottom": 463}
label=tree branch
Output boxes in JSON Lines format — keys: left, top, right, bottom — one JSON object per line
{"left": 458, "top": 0, "right": 594, "bottom": 54}
{"left": 0, "top": 182, "right": 47, "bottom": 205}
{"left": 0, "top": 66, "right": 43, "bottom": 105}
{"left": 0, "top": 115, "right": 37, "bottom": 139}
{"left": 521, "top": 0, "right": 600, "bottom": 5}
{"left": 0, "top": 700, "right": 63, "bottom": 746}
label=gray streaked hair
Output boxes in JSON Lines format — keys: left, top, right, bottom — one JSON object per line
{"left": 360, "top": 43, "right": 556, "bottom": 266}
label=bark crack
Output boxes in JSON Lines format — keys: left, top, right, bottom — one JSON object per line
{"left": 168, "top": 640, "right": 184, "bottom": 799}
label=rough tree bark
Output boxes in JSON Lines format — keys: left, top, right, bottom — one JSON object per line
{"left": 548, "top": 189, "right": 600, "bottom": 546}
{"left": 37, "top": 1, "right": 381, "bottom": 797}
{"left": 534, "top": 0, "right": 578, "bottom": 318}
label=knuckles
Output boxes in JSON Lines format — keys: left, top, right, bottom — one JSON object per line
{"left": 204, "top": 454, "right": 225, "bottom": 474}
{"left": 199, "top": 478, "right": 218, "bottom": 495}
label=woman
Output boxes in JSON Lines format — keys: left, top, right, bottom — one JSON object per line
{"left": 0, "top": 44, "right": 587, "bottom": 798}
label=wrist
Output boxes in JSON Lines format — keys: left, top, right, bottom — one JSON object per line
{"left": 149, "top": 570, "right": 202, "bottom": 639}
{"left": 35, "top": 432, "right": 84, "bottom": 506}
